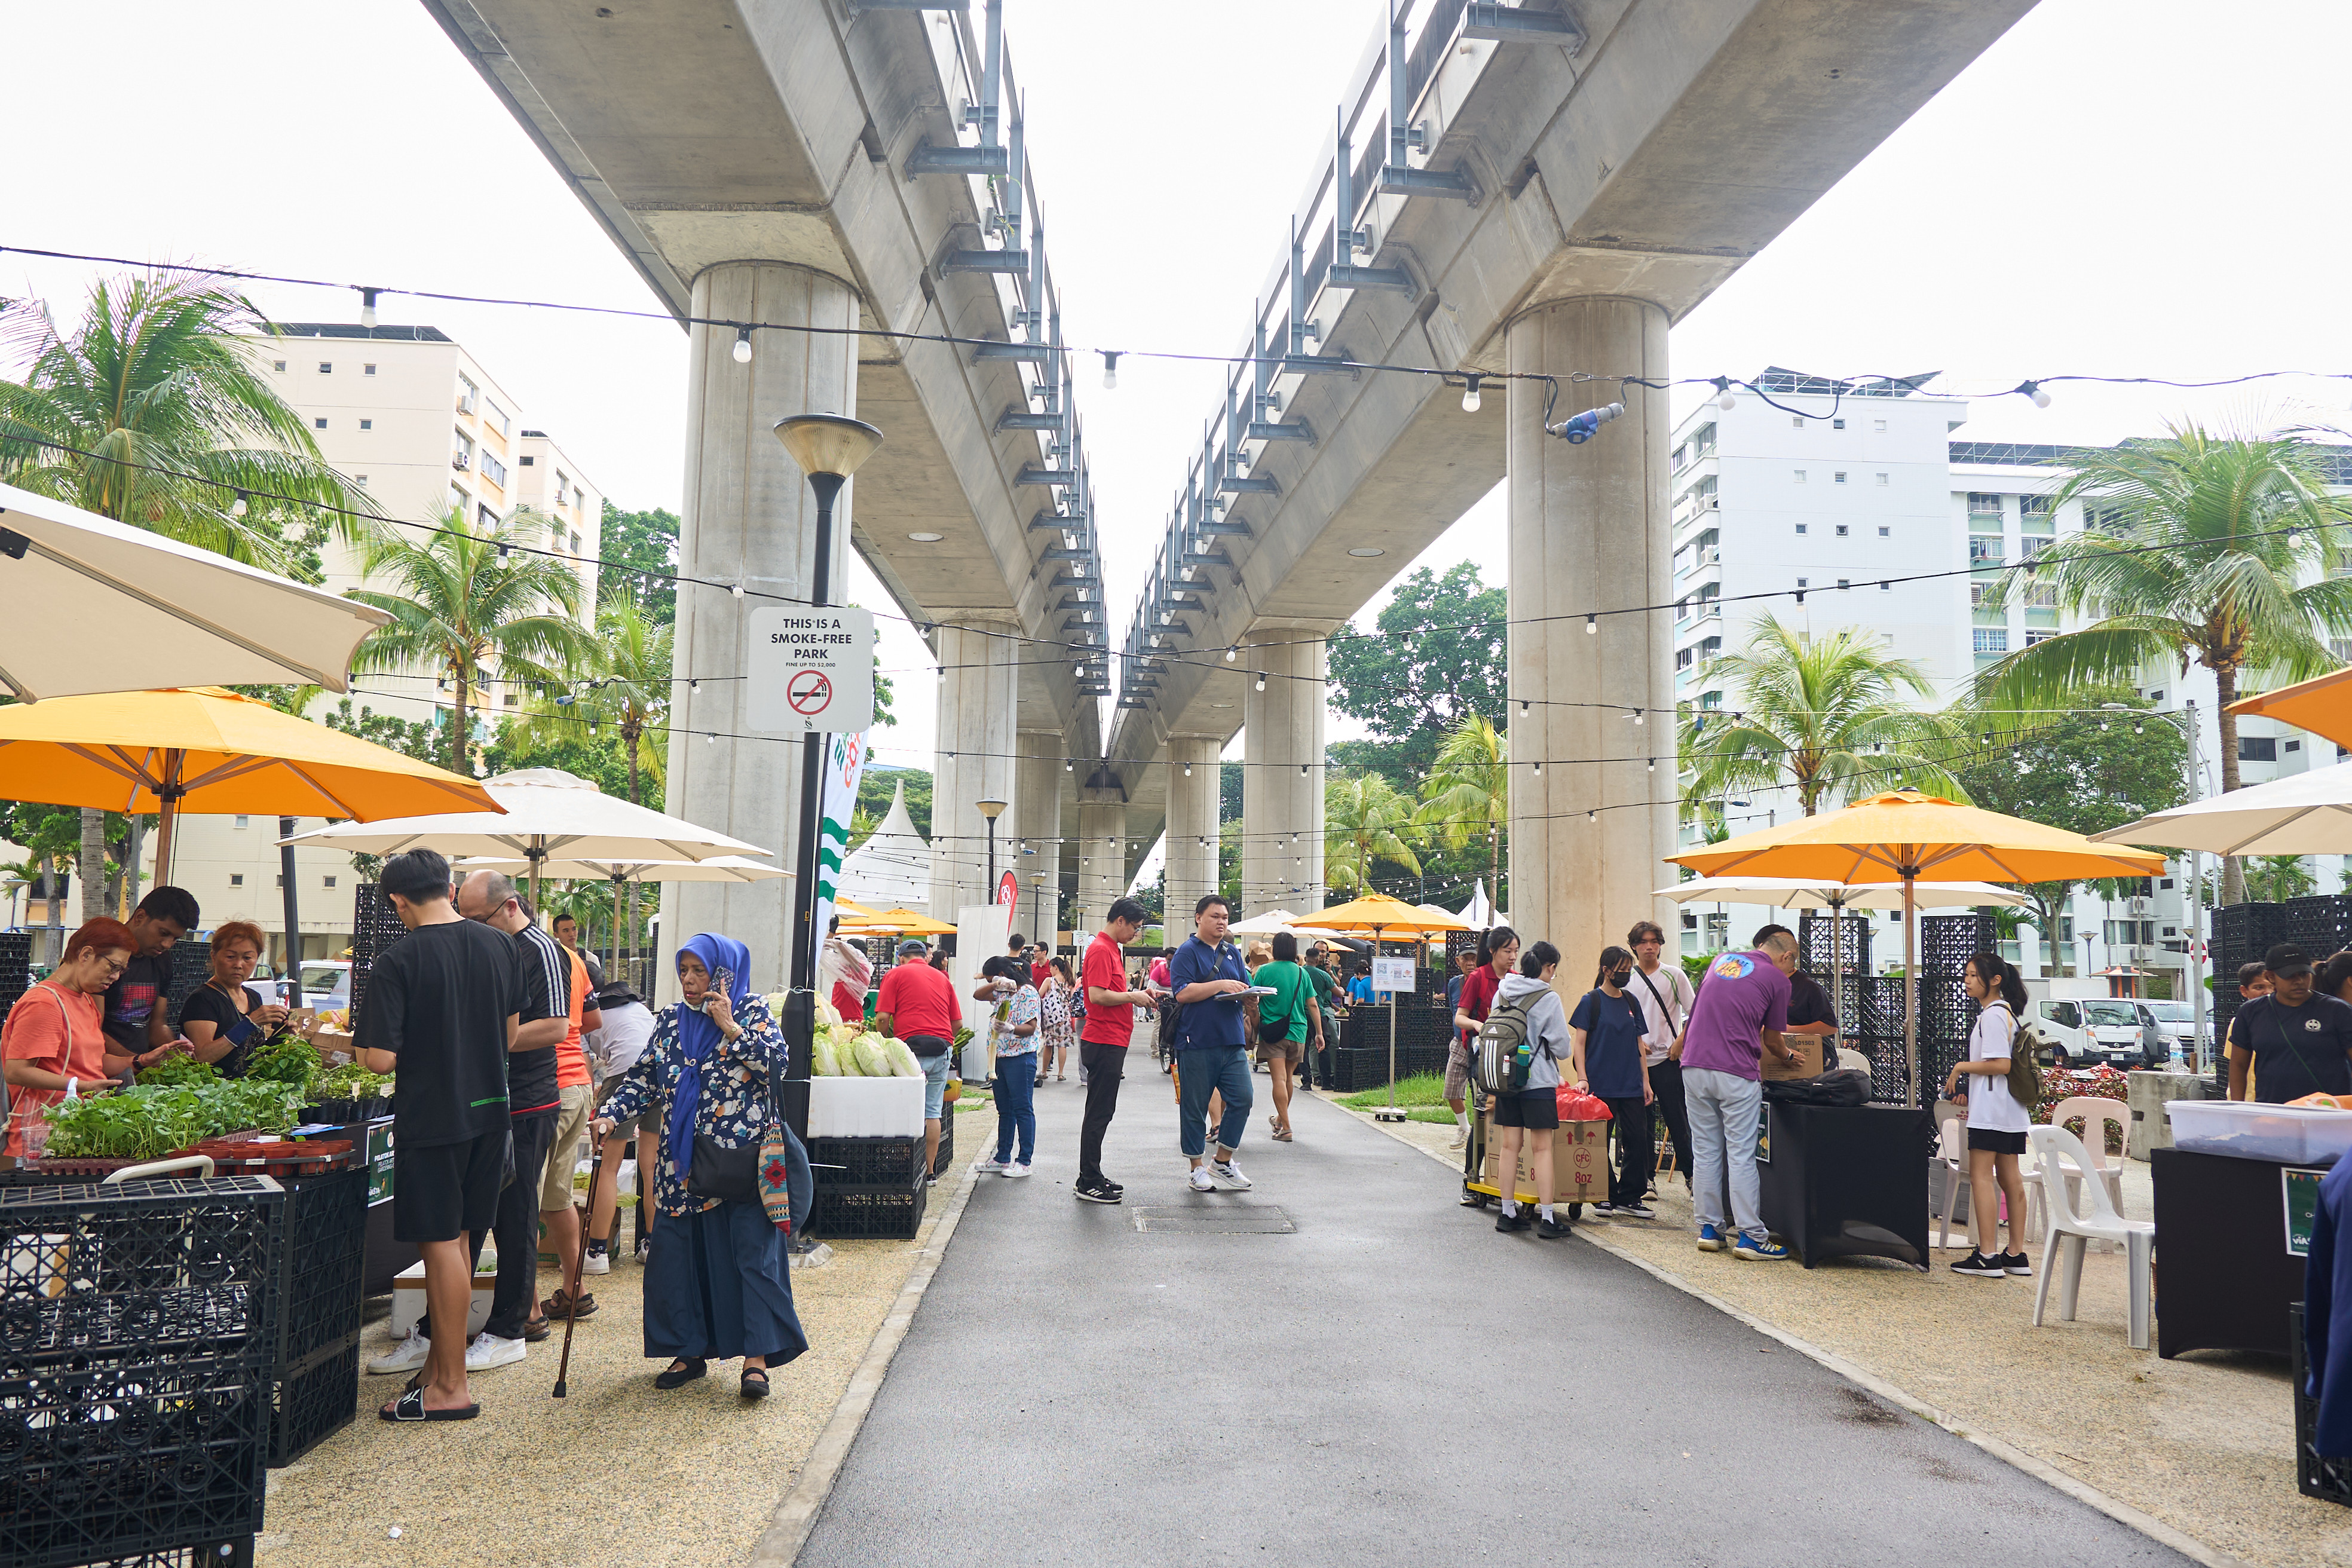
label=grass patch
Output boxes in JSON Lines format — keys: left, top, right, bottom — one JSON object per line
{"left": 1337, "top": 1072, "right": 1448, "bottom": 1112}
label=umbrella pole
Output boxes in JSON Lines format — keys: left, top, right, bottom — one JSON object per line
{"left": 1904, "top": 877, "right": 1919, "bottom": 1108}
{"left": 152, "top": 752, "right": 187, "bottom": 884}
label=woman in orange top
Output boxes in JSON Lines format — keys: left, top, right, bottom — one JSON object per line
{"left": 3, "top": 918, "right": 136, "bottom": 1162}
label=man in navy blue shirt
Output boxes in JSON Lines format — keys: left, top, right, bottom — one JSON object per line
{"left": 1168, "top": 893, "right": 1256, "bottom": 1191}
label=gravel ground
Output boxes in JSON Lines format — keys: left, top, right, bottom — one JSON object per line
{"left": 1349, "top": 1103, "right": 2346, "bottom": 1568}
{"left": 259, "top": 1111, "right": 991, "bottom": 1568}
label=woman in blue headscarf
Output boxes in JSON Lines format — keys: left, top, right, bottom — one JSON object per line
{"left": 595, "top": 933, "right": 807, "bottom": 1398}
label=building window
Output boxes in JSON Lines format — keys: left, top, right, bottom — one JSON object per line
{"left": 363, "top": 363, "right": 376, "bottom": 376}
{"left": 1791, "top": 416, "right": 1803, "bottom": 428}
{"left": 1795, "top": 523, "right": 1808, "bottom": 535}
{"left": 1835, "top": 524, "right": 1850, "bottom": 537}
{"left": 1793, "top": 470, "right": 1807, "bottom": 484}
{"left": 1833, "top": 418, "right": 1846, "bottom": 430}
{"left": 484, "top": 402, "right": 510, "bottom": 437}
{"left": 359, "top": 419, "right": 373, "bottom": 431}
{"left": 569, "top": 531, "right": 583, "bottom": 553}
{"left": 233, "top": 815, "right": 249, "bottom": 829}
{"left": 1875, "top": 473, "right": 1889, "bottom": 486}
{"left": 2287, "top": 739, "right": 2303, "bottom": 752}
{"left": 457, "top": 375, "right": 479, "bottom": 414}
{"left": 1796, "top": 577, "right": 1809, "bottom": 589}
{"left": 1877, "top": 525, "right": 1890, "bottom": 537}
{"left": 1833, "top": 471, "right": 1848, "bottom": 484}
{"left": 1881, "top": 581, "right": 1892, "bottom": 592}
{"left": 229, "top": 874, "right": 243, "bottom": 887}
{"left": 503, "top": 691, "right": 520, "bottom": 706}
{"left": 355, "top": 475, "right": 368, "bottom": 488}
{"left": 1838, "top": 578, "right": 1850, "bottom": 589}
{"left": 1676, "top": 648, "right": 1693, "bottom": 671}
{"left": 2024, "top": 628, "right": 2056, "bottom": 646}
{"left": 1973, "top": 628, "right": 2009, "bottom": 654}
{"left": 324, "top": 875, "right": 337, "bottom": 888}
{"left": 1967, "top": 492, "right": 2004, "bottom": 516}
{"left": 317, "top": 362, "right": 332, "bottom": 374}
{"left": 1873, "top": 419, "right": 1886, "bottom": 433}
{"left": 272, "top": 359, "right": 286, "bottom": 372}
{"left": 479, "top": 452, "right": 507, "bottom": 487}
{"left": 275, "top": 875, "right": 284, "bottom": 889}
{"left": 2240, "top": 736, "right": 2278, "bottom": 762}
{"left": 313, "top": 417, "right": 327, "bottom": 430}
{"left": 519, "top": 455, "right": 535, "bottom": 466}
{"left": 479, "top": 504, "right": 498, "bottom": 529}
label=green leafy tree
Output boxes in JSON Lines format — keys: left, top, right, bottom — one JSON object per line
{"left": 1324, "top": 773, "right": 1422, "bottom": 898}
{"left": 1978, "top": 422, "right": 2352, "bottom": 902}
{"left": 1413, "top": 712, "right": 1508, "bottom": 909}
{"left": 856, "top": 767, "right": 932, "bottom": 841}
{"left": 2244, "top": 854, "right": 2317, "bottom": 903}
{"left": 514, "top": 590, "right": 670, "bottom": 805}
{"left": 318, "top": 698, "right": 445, "bottom": 767}
{"left": 1327, "top": 562, "right": 1508, "bottom": 780}
{"left": 1950, "top": 687, "right": 2185, "bottom": 975}
{"left": 1680, "top": 616, "right": 1965, "bottom": 817}
{"left": 349, "top": 504, "right": 597, "bottom": 775}
{"left": 600, "top": 501, "right": 679, "bottom": 623}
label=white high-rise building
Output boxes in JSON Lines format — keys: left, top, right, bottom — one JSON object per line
{"left": 1668, "top": 369, "right": 2348, "bottom": 997}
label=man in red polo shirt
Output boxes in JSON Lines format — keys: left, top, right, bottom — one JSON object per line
{"left": 1074, "top": 896, "right": 1156, "bottom": 1205}
{"left": 876, "top": 936, "right": 962, "bottom": 1186}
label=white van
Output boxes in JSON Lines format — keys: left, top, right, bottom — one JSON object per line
{"left": 2018, "top": 996, "right": 2166, "bottom": 1069}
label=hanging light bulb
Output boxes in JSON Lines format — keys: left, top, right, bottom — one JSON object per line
{"left": 731, "top": 326, "right": 754, "bottom": 365}
{"left": 1254, "top": 672, "right": 1266, "bottom": 692}
{"left": 1226, "top": 644, "right": 1238, "bottom": 662}
{"left": 1299, "top": 762, "right": 1309, "bottom": 777}
{"left": 1520, "top": 700, "right": 1530, "bottom": 716}
{"left": 1587, "top": 810, "right": 1597, "bottom": 822}
{"left": 359, "top": 287, "right": 380, "bottom": 329}
{"left": 229, "top": 491, "right": 248, "bottom": 517}
{"left": 498, "top": 541, "right": 510, "bottom": 558}
{"left": 731, "top": 581, "right": 746, "bottom": 600}
{"left": 1460, "top": 373, "right": 1483, "bottom": 414}
{"left": 1183, "top": 760, "right": 1192, "bottom": 777}
{"left": 1714, "top": 376, "right": 1738, "bottom": 412}
{"left": 706, "top": 731, "right": 716, "bottom": 745}
{"left": 1647, "top": 758, "right": 1656, "bottom": 773}
{"left": 1631, "top": 709, "right": 1644, "bottom": 725}
{"left": 1585, "top": 615, "right": 1598, "bottom": 635}
{"left": 1533, "top": 761, "right": 1542, "bottom": 776}
{"left": 2017, "top": 379, "right": 2052, "bottom": 408}
{"left": 689, "top": 679, "right": 700, "bottom": 693}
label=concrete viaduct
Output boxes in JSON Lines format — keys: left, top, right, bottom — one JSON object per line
{"left": 424, "top": 0, "right": 2035, "bottom": 981}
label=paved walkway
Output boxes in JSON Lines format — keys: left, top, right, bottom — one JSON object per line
{"left": 797, "top": 1064, "right": 2192, "bottom": 1566}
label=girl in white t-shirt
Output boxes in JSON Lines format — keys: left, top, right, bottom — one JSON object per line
{"left": 1944, "top": 951, "right": 2034, "bottom": 1279}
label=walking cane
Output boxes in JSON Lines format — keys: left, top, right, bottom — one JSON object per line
{"left": 553, "top": 1131, "right": 608, "bottom": 1399}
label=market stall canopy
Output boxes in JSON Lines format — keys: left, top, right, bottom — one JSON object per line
{"left": 2224, "top": 667, "right": 2352, "bottom": 751}
{"left": 1458, "top": 879, "right": 1494, "bottom": 927}
{"left": 1300, "top": 893, "right": 1471, "bottom": 936}
{"left": 2093, "top": 760, "right": 2352, "bottom": 856}
{"left": 277, "top": 768, "right": 769, "bottom": 878}
{"left": 1654, "top": 878, "right": 2031, "bottom": 910}
{"left": 1226, "top": 909, "right": 1304, "bottom": 935}
{"left": 457, "top": 854, "right": 792, "bottom": 884}
{"left": 0, "top": 480, "right": 391, "bottom": 702}
{"left": 0, "top": 685, "right": 498, "bottom": 880}
{"left": 838, "top": 906, "right": 957, "bottom": 936}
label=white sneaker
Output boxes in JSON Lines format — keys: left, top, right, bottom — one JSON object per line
{"left": 1209, "top": 1160, "right": 1252, "bottom": 1190}
{"left": 1006, "top": 1163, "right": 1033, "bottom": 1178}
{"left": 368, "top": 1325, "right": 430, "bottom": 1376}
{"left": 1187, "top": 1166, "right": 1214, "bottom": 1192}
{"left": 581, "top": 1246, "right": 612, "bottom": 1276}
{"left": 465, "top": 1332, "right": 526, "bottom": 1371}
{"left": 1447, "top": 1131, "right": 1466, "bottom": 1149}
{"left": 979, "top": 1157, "right": 1009, "bottom": 1174}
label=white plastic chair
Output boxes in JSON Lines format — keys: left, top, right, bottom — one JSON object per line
{"left": 2026, "top": 1125, "right": 2154, "bottom": 1350}
{"left": 1940, "top": 1115, "right": 2047, "bottom": 1247}
{"left": 2039, "top": 1095, "right": 2127, "bottom": 1236}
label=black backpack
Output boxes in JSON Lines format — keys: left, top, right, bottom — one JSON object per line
{"left": 1472, "top": 998, "right": 1538, "bottom": 1096}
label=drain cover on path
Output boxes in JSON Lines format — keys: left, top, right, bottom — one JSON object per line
{"left": 1130, "top": 1204, "right": 1296, "bottom": 1234}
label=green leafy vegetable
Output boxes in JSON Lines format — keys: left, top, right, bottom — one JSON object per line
{"left": 41, "top": 1080, "right": 308, "bottom": 1159}
{"left": 243, "top": 1034, "right": 321, "bottom": 1088}
{"left": 137, "top": 1055, "right": 220, "bottom": 1087}
{"left": 310, "top": 1062, "right": 394, "bottom": 1102}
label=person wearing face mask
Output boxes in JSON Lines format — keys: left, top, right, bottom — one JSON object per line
{"left": 1570, "top": 945, "right": 1655, "bottom": 1219}
{"left": 1673, "top": 930, "right": 1801, "bottom": 1261}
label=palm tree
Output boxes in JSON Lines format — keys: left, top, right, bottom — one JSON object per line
{"left": 0, "top": 272, "right": 373, "bottom": 566}
{"left": 2243, "top": 854, "right": 2317, "bottom": 904}
{"left": 1413, "top": 713, "right": 1507, "bottom": 905}
{"left": 350, "top": 505, "right": 598, "bottom": 775}
{"left": 1680, "top": 616, "right": 1966, "bottom": 817}
{"left": 1978, "top": 421, "right": 2352, "bottom": 903}
{"left": 1324, "top": 773, "right": 1422, "bottom": 898}
{"left": 512, "top": 589, "right": 672, "bottom": 804}
{"left": 2, "top": 272, "right": 378, "bottom": 886}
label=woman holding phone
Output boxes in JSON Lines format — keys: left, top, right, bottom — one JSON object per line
{"left": 176, "top": 920, "right": 290, "bottom": 1077}
{"left": 595, "top": 933, "right": 806, "bottom": 1398}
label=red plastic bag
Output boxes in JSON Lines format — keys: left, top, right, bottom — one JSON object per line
{"left": 1556, "top": 1086, "right": 1613, "bottom": 1121}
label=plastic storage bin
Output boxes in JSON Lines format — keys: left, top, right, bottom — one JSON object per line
{"left": 2166, "top": 1099, "right": 2352, "bottom": 1164}
{"left": 807, "top": 1076, "right": 924, "bottom": 1138}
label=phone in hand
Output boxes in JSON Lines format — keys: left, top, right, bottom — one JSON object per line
{"left": 704, "top": 969, "right": 734, "bottom": 1013}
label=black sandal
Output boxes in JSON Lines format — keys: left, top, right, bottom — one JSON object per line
{"left": 379, "top": 1385, "right": 480, "bottom": 1422}
{"left": 654, "top": 1358, "right": 708, "bottom": 1390}
{"left": 740, "top": 1365, "right": 770, "bottom": 1399}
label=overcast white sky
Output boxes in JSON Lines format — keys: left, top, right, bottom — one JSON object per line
{"left": 11, "top": 0, "right": 2352, "bottom": 771}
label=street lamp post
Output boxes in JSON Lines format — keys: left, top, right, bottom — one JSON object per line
{"left": 1031, "top": 869, "right": 1046, "bottom": 954}
{"left": 2104, "top": 700, "right": 2205, "bottom": 1065}
{"left": 978, "top": 798, "right": 1008, "bottom": 902}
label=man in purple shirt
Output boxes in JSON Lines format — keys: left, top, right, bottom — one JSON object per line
{"left": 1673, "top": 930, "right": 1801, "bottom": 1260}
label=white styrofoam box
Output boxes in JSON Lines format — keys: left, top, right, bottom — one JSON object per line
{"left": 390, "top": 1260, "right": 501, "bottom": 1336}
{"left": 2167, "top": 1099, "right": 2352, "bottom": 1164}
{"left": 808, "top": 1074, "right": 925, "bottom": 1137}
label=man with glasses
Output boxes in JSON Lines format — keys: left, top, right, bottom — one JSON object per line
{"left": 1626, "top": 921, "right": 1695, "bottom": 1190}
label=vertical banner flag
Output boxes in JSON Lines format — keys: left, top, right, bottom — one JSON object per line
{"left": 813, "top": 731, "right": 868, "bottom": 975}
{"left": 997, "top": 870, "right": 1019, "bottom": 938}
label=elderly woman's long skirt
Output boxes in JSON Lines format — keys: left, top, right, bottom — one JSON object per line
{"left": 642, "top": 1200, "right": 809, "bottom": 1364}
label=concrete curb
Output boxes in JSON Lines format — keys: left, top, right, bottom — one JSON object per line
{"left": 747, "top": 1146, "right": 988, "bottom": 1567}
{"left": 1358, "top": 1110, "right": 2248, "bottom": 1568}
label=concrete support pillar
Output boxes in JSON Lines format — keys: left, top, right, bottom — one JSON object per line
{"left": 1241, "top": 627, "right": 1328, "bottom": 918}
{"left": 1504, "top": 295, "right": 1676, "bottom": 969}
{"left": 663, "top": 262, "right": 858, "bottom": 993}
{"left": 1013, "top": 729, "right": 1065, "bottom": 945}
{"left": 1076, "top": 796, "right": 1129, "bottom": 930}
{"left": 1163, "top": 736, "right": 1222, "bottom": 924}
{"left": 929, "top": 616, "right": 1021, "bottom": 923}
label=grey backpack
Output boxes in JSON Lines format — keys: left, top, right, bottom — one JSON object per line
{"left": 1472, "top": 998, "right": 1538, "bottom": 1097}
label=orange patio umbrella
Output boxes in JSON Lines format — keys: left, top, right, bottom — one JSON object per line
{"left": 1297, "top": 893, "right": 1469, "bottom": 1121}
{"left": 840, "top": 906, "right": 957, "bottom": 937}
{"left": 1670, "top": 789, "right": 2165, "bottom": 1105}
{"left": 0, "top": 687, "right": 499, "bottom": 880}
{"left": 2226, "top": 667, "right": 2352, "bottom": 749}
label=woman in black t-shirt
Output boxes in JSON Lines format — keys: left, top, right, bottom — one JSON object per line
{"left": 177, "top": 920, "right": 290, "bottom": 1078}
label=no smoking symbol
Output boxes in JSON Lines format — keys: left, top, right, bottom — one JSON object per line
{"left": 786, "top": 670, "right": 833, "bottom": 716}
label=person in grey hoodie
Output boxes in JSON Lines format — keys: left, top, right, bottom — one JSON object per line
{"left": 1491, "top": 941, "right": 1573, "bottom": 1240}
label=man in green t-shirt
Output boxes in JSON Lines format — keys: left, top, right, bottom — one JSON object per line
{"left": 1299, "top": 941, "right": 1339, "bottom": 1092}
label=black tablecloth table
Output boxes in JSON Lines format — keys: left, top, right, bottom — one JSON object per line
{"left": 2149, "top": 1145, "right": 2325, "bottom": 1358}
{"left": 1753, "top": 1100, "right": 1934, "bottom": 1269}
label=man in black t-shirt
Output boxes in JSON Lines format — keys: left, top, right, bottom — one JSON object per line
{"left": 355, "top": 850, "right": 520, "bottom": 1423}
{"left": 99, "top": 886, "right": 199, "bottom": 1077}
{"left": 2228, "top": 944, "right": 2352, "bottom": 1104}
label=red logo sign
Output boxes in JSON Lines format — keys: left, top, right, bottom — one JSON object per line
{"left": 787, "top": 670, "right": 834, "bottom": 715}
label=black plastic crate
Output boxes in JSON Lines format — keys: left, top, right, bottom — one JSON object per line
{"left": 268, "top": 1334, "right": 359, "bottom": 1468}
{"left": 1799, "top": 912, "right": 1871, "bottom": 979}
{"left": 274, "top": 1168, "right": 368, "bottom": 1366}
{"left": 810, "top": 1182, "right": 926, "bottom": 1241}
{"left": 348, "top": 880, "right": 410, "bottom": 1026}
{"left": 2290, "top": 1303, "right": 2352, "bottom": 1506}
{"left": 933, "top": 1110, "right": 956, "bottom": 1177}
{"left": 0, "top": 1179, "right": 286, "bottom": 1365}
{"left": 2286, "top": 895, "right": 2352, "bottom": 957}
{"left": 808, "top": 1136, "right": 923, "bottom": 1188}
{"left": 76, "top": 1544, "right": 255, "bottom": 1567}
{"left": 0, "top": 1353, "right": 269, "bottom": 1568}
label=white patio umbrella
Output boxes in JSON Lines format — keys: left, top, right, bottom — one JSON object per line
{"left": 1227, "top": 908, "right": 1304, "bottom": 935}
{"left": 455, "top": 854, "right": 790, "bottom": 986}
{"left": 0, "top": 480, "right": 393, "bottom": 700}
{"left": 2095, "top": 760, "right": 2352, "bottom": 856}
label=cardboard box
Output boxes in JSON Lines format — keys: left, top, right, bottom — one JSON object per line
{"left": 1480, "top": 1110, "right": 1611, "bottom": 1205}
{"left": 1762, "top": 1036, "right": 1824, "bottom": 1081}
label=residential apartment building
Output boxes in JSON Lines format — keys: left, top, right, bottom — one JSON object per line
{"left": 1669, "top": 369, "right": 2347, "bottom": 992}
{"left": 94, "top": 325, "right": 611, "bottom": 966}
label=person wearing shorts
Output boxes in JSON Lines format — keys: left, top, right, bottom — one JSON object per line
{"left": 1488, "top": 941, "right": 1573, "bottom": 1240}
{"left": 877, "top": 936, "right": 962, "bottom": 1186}
{"left": 356, "top": 849, "right": 521, "bottom": 1422}
{"left": 1251, "top": 930, "right": 1318, "bottom": 1141}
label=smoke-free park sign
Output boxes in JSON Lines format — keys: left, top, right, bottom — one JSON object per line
{"left": 747, "top": 607, "right": 875, "bottom": 734}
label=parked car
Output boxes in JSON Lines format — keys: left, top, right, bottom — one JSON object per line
{"left": 2019, "top": 996, "right": 2166, "bottom": 1069}
{"left": 299, "top": 960, "right": 352, "bottom": 1012}
{"left": 2137, "top": 999, "right": 2206, "bottom": 1064}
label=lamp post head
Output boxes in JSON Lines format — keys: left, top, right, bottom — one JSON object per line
{"left": 976, "top": 798, "right": 1009, "bottom": 822}
{"left": 773, "top": 414, "right": 885, "bottom": 482}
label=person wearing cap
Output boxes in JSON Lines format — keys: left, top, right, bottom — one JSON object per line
{"left": 876, "top": 937, "right": 963, "bottom": 1186}
{"left": 2228, "top": 944, "right": 2352, "bottom": 1104}
{"left": 583, "top": 978, "right": 658, "bottom": 1274}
